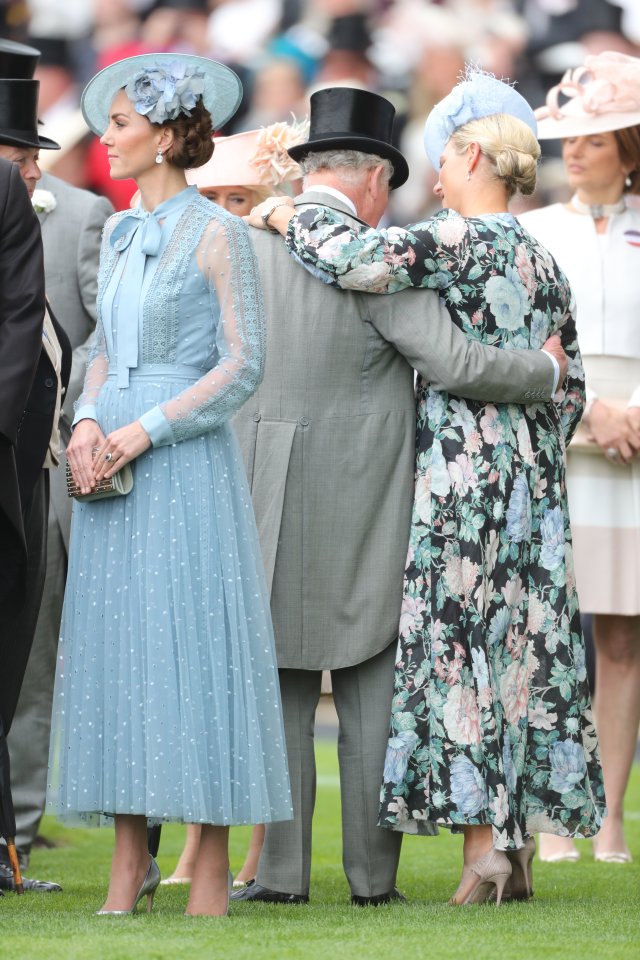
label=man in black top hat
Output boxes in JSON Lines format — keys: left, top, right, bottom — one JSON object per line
{"left": 0, "top": 43, "right": 67, "bottom": 894}
{"left": 0, "top": 156, "right": 46, "bottom": 900}
{"left": 230, "top": 86, "right": 562, "bottom": 905}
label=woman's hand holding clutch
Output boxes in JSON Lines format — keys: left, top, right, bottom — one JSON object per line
{"left": 94, "top": 421, "right": 151, "bottom": 483}
{"left": 67, "top": 419, "right": 107, "bottom": 495}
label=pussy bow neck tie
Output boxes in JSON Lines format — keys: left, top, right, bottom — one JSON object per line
{"left": 109, "top": 209, "right": 164, "bottom": 386}
{"left": 110, "top": 208, "right": 164, "bottom": 256}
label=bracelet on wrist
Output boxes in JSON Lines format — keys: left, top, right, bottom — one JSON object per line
{"left": 261, "top": 199, "right": 290, "bottom": 233}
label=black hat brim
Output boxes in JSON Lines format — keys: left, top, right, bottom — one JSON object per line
{"left": 0, "top": 130, "right": 60, "bottom": 150}
{"left": 288, "top": 135, "right": 409, "bottom": 189}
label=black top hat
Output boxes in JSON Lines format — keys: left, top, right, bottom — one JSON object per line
{"left": 0, "top": 39, "right": 40, "bottom": 79}
{"left": 287, "top": 87, "right": 408, "bottom": 189}
{"left": 0, "top": 79, "right": 60, "bottom": 149}
{"left": 327, "top": 14, "right": 371, "bottom": 54}
{"left": 27, "top": 36, "right": 71, "bottom": 70}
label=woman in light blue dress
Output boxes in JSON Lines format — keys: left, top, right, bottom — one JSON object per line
{"left": 46, "top": 54, "right": 292, "bottom": 917}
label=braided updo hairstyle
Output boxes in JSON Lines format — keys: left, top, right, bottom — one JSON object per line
{"left": 451, "top": 113, "right": 540, "bottom": 199}
{"left": 160, "top": 100, "right": 214, "bottom": 170}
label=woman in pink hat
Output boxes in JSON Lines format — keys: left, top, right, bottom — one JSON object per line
{"left": 520, "top": 51, "right": 640, "bottom": 865}
{"left": 186, "top": 120, "right": 308, "bottom": 216}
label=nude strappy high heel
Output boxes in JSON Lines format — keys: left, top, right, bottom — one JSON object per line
{"left": 451, "top": 849, "right": 512, "bottom": 906}
{"left": 505, "top": 836, "right": 536, "bottom": 900}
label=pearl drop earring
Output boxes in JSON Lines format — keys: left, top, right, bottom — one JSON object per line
{"left": 467, "top": 170, "right": 471, "bottom": 182}
{"left": 625, "top": 174, "right": 633, "bottom": 188}
{"left": 155, "top": 150, "right": 164, "bottom": 165}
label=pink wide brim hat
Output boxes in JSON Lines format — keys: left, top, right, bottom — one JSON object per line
{"left": 186, "top": 119, "right": 309, "bottom": 190}
{"left": 536, "top": 50, "right": 640, "bottom": 139}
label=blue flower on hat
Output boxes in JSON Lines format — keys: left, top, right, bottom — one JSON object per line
{"left": 125, "top": 60, "right": 205, "bottom": 124}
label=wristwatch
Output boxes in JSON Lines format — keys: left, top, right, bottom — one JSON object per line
{"left": 261, "top": 198, "right": 290, "bottom": 233}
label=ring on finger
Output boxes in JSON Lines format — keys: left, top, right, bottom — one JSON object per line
{"left": 104, "top": 452, "right": 113, "bottom": 462}
{"left": 606, "top": 446, "right": 620, "bottom": 461}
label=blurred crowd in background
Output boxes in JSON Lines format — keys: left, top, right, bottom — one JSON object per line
{"left": 2, "top": 0, "right": 640, "bottom": 218}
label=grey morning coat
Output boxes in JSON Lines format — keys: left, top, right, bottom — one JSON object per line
{"left": 232, "top": 188, "right": 555, "bottom": 671}
{"left": 38, "top": 172, "right": 114, "bottom": 549}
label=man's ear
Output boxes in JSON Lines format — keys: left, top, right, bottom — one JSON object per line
{"left": 369, "top": 163, "right": 388, "bottom": 198}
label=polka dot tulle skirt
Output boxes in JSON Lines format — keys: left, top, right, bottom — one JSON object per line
{"left": 47, "top": 374, "right": 292, "bottom": 827}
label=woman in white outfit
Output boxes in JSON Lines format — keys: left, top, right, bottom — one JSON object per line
{"left": 521, "top": 50, "right": 640, "bottom": 865}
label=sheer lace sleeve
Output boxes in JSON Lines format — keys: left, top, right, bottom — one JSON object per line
{"left": 284, "top": 205, "right": 437, "bottom": 294}
{"left": 138, "top": 215, "right": 265, "bottom": 446}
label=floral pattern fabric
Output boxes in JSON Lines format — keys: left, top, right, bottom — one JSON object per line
{"left": 286, "top": 208, "right": 605, "bottom": 847}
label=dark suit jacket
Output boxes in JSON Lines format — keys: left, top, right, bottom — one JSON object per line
{"left": 15, "top": 304, "right": 72, "bottom": 511}
{"left": 0, "top": 159, "right": 45, "bottom": 614}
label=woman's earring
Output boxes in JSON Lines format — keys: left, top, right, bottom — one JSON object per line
{"left": 625, "top": 174, "right": 633, "bottom": 188}
{"left": 467, "top": 170, "right": 471, "bottom": 181}
{"left": 155, "top": 150, "right": 164, "bottom": 165}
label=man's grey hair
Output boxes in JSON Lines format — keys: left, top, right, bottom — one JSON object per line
{"left": 299, "top": 149, "right": 394, "bottom": 188}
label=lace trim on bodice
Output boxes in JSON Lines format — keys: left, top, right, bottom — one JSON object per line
{"left": 142, "top": 198, "right": 214, "bottom": 364}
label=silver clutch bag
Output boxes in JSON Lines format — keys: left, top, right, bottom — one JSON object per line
{"left": 66, "top": 456, "right": 134, "bottom": 501}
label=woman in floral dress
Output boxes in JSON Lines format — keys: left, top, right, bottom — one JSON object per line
{"left": 250, "top": 71, "right": 605, "bottom": 904}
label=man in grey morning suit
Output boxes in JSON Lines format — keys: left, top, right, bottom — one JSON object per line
{"left": 231, "top": 88, "right": 564, "bottom": 904}
{"left": 1, "top": 161, "right": 113, "bottom": 884}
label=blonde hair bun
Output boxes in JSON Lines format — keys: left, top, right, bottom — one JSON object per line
{"left": 452, "top": 113, "right": 540, "bottom": 198}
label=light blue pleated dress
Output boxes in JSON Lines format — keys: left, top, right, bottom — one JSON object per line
{"left": 47, "top": 186, "right": 292, "bottom": 826}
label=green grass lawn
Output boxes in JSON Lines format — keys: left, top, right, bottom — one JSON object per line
{"left": 1, "top": 741, "right": 638, "bottom": 960}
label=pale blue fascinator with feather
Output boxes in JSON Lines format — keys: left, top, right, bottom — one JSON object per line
{"left": 424, "top": 67, "right": 538, "bottom": 172}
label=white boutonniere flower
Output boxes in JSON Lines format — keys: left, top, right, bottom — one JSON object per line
{"left": 31, "top": 189, "right": 57, "bottom": 214}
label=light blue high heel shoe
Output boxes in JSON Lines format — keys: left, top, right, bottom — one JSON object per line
{"left": 96, "top": 856, "right": 161, "bottom": 916}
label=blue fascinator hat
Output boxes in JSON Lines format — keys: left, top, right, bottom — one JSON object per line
{"left": 423, "top": 67, "right": 538, "bottom": 172}
{"left": 81, "top": 53, "right": 243, "bottom": 136}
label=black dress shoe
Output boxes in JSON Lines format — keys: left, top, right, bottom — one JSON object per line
{"left": 230, "top": 880, "right": 308, "bottom": 903}
{"left": 0, "top": 863, "right": 62, "bottom": 893}
{"left": 351, "top": 887, "right": 406, "bottom": 906}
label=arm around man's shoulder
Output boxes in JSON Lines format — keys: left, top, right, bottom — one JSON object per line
{"left": 366, "top": 285, "right": 556, "bottom": 404}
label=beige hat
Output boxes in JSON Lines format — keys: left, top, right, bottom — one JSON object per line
{"left": 186, "top": 118, "right": 308, "bottom": 190}
{"left": 536, "top": 50, "right": 640, "bottom": 140}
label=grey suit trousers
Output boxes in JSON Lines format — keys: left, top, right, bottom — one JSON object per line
{"left": 6, "top": 510, "right": 64, "bottom": 862}
{"left": 257, "top": 641, "right": 401, "bottom": 897}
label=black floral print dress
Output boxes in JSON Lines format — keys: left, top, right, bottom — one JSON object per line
{"left": 285, "top": 207, "right": 605, "bottom": 849}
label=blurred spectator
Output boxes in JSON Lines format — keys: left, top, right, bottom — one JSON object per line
{"left": 1, "top": 0, "right": 31, "bottom": 42}
{"left": 610, "top": 0, "right": 640, "bottom": 45}
{"left": 207, "top": 0, "right": 282, "bottom": 62}
{"left": 314, "top": 12, "right": 375, "bottom": 88}
{"left": 5, "top": 0, "right": 638, "bottom": 221}
{"left": 141, "top": 0, "right": 211, "bottom": 56}
{"left": 92, "top": 0, "right": 143, "bottom": 62}
{"left": 240, "top": 55, "right": 308, "bottom": 130}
